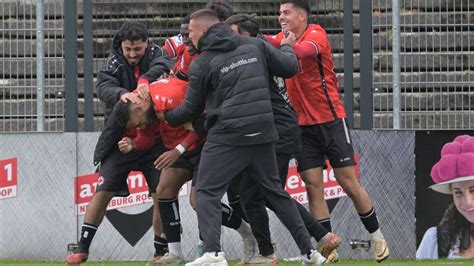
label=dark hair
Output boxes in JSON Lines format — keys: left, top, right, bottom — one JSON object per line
{"left": 182, "top": 14, "right": 190, "bottom": 25}
{"left": 437, "top": 203, "right": 471, "bottom": 257}
{"left": 116, "top": 21, "right": 149, "bottom": 43}
{"left": 225, "top": 14, "right": 259, "bottom": 37}
{"left": 205, "top": 0, "right": 233, "bottom": 22}
{"left": 112, "top": 100, "right": 132, "bottom": 128}
{"left": 280, "top": 0, "right": 311, "bottom": 15}
{"left": 190, "top": 9, "right": 220, "bottom": 22}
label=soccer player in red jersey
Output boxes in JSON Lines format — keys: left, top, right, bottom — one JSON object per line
{"left": 115, "top": 78, "right": 203, "bottom": 264}
{"left": 268, "top": 0, "right": 390, "bottom": 262}
{"left": 119, "top": 76, "right": 257, "bottom": 264}
{"left": 162, "top": 16, "right": 197, "bottom": 81}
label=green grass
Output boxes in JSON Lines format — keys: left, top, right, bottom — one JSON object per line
{"left": 0, "top": 260, "right": 473, "bottom": 266}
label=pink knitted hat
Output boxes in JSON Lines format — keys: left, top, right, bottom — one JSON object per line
{"left": 430, "top": 135, "right": 474, "bottom": 194}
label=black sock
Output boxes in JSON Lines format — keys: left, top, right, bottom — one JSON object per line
{"left": 158, "top": 198, "right": 181, "bottom": 243}
{"left": 221, "top": 203, "right": 242, "bottom": 230}
{"left": 154, "top": 235, "right": 168, "bottom": 256}
{"left": 229, "top": 197, "right": 249, "bottom": 223}
{"left": 359, "top": 208, "right": 379, "bottom": 233}
{"left": 295, "top": 202, "right": 327, "bottom": 242}
{"left": 78, "top": 223, "right": 98, "bottom": 253}
{"left": 318, "top": 218, "right": 332, "bottom": 232}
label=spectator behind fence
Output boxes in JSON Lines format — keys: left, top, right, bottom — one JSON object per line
{"left": 417, "top": 135, "right": 474, "bottom": 259}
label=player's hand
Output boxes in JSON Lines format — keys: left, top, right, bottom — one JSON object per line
{"left": 136, "top": 83, "right": 150, "bottom": 101}
{"left": 154, "top": 149, "right": 181, "bottom": 170}
{"left": 281, "top": 31, "right": 296, "bottom": 46}
{"left": 118, "top": 137, "right": 134, "bottom": 153}
{"left": 120, "top": 92, "right": 141, "bottom": 104}
{"left": 158, "top": 72, "right": 170, "bottom": 80}
{"left": 182, "top": 121, "right": 194, "bottom": 131}
{"left": 156, "top": 111, "right": 165, "bottom": 121}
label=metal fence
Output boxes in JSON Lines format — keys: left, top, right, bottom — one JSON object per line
{"left": 0, "top": 0, "right": 64, "bottom": 132}
{"left": 0, "top": 130, "right": 415, "bottom": 260}
{"left": 1, "top": 0, "right": 472, "bottom": 132}
{"left": 0, "top": 0, "right": 349, "bottom": 132}
{"left": 373, "top": 0, "right": 474, "bottom": 129}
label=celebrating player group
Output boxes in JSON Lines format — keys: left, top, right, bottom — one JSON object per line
{"left": 66, "top": 1, "right": 390, "bottom": 265}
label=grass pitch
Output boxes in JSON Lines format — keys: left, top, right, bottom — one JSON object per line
{"left": 1, "top": 260, "right": 473, "bottom": 265}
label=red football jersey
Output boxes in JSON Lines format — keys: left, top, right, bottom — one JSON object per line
{"left": 149, "top": 78, "right": 205, "bottom": 150}
{"left": 162, "top": 35, "right": 196, "bottom": 79}
{"left": 270, "top": 24, "right": 346, "bottom": 125}
{"left": 122, "top": 120, "right": 160, "bottom": 151}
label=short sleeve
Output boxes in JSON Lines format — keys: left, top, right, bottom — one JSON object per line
{"left": 416, "top": 227, "right": 439, "bottom": 260}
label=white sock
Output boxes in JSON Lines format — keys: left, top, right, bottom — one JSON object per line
{"left": 370, "top": 229, "right": 384, "bottom": 241}
{"left": 168, "top": 242, "right": 183, "bottom": 257}
{"left": 320, "top": 233, "right": 331, "bottom": 243}
{"left": 198, "top": 239, "right": 204, "bottom": 245}
{"left": 236, "top": 222, "right": 252, "bottom": 237}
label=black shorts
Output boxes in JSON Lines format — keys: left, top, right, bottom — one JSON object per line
{"left": 169, "top": 145, "right": 202, "bottom": 186}
{"left": 297, "top": 118, "right": 355, "bottom": 172}
{"left": 96, "top": 141, "right": 165, "bottom": 197}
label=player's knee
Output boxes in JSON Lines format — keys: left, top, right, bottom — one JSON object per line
{"left": 156, "top": 184, "right": 173, "bottom": 198}
{"left": 305, "top": 180, "right": 325, "bottom": 192}
{"left": 340, "top": 182, "right": 362, "bottom": 199}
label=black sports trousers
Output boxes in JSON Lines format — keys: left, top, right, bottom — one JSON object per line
{"left": 195, "top": 141, "right": 313, "bottom": 255}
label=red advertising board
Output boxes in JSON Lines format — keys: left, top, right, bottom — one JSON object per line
{"left": 74, "top": 171, "right": 188, "bottom": 215}
{"left": 0, "top": 157, "right": 18, "bottom": 200}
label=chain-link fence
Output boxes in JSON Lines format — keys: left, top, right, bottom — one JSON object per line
{"left": 0, "top": 130, "right": 415, "bottom": 260}
{"left": 1, "top": 0, "right": 347, "bottom": 132}
{"left": 0, "top": 0, "right": 64, "bottom": 132}
{"left": 373, "top": 0, "right": 474, "bottom": 129}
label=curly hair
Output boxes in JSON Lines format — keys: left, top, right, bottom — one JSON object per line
{"left": 437, "top": 203, "right": 471, "bottom": 257}
{"left": 116, "top": 21, "right": 148, "bottom": 43}
{"left": 112, "top": 100, "right": 132, "bottom": 128}
{"left": 205, "top": 0, "right": 233, "bottom": 22}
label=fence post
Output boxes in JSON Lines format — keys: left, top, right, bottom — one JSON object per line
{"left": 392, "top": 0, "right": 401, "bottom": 129}
{"left": 64, "top": 0, "right": 78, "bottom": 132}
{"left": 36, "top": 0, "right": 44, "bottom": 131}
{"left": 83, "top": 0, "right": 94, "bottom": 131}
{"left": 343, "top": 0, "right": 354, "bottom": 128}
{"left": 359, "top": 0, "right": 373, "bottom": 130}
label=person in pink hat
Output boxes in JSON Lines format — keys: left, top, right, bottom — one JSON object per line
{"left": 416, "top": 134, "right": 474, "bottom": 259}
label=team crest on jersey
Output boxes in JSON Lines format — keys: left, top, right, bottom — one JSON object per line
{"left": 171, "top": 35, "right": 184, "bottom": 46}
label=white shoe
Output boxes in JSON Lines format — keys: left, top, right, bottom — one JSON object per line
{"left": 185, "top": 252, "right": 228, "bottom": 266}
{"left": 149, "top": 252, "right": 185, "bottom": 265}
{"left": 243, "top": 253, "right": 278, "bottom": 265}
{"left": 372, "top": 239, "right": 389, "bottom": 262}
{"left": 301, "top": 250, "right": 326, "bottom": 265}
